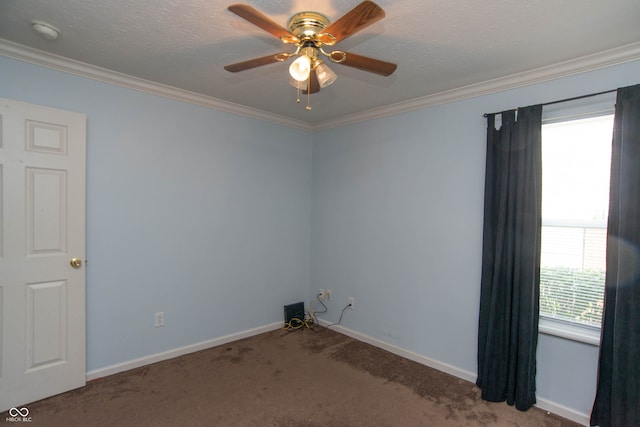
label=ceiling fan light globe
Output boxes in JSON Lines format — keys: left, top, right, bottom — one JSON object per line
{"left": 315, "top": 63, "right": 337, "bottom": 88}
{"left": 289, "top": 76, "right": 308, "bottom": 90}
{"left": 289, "top": 56, "right": 311, "bottom": 81}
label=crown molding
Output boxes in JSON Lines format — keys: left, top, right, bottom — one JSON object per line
{"left": 312, "top": 41, "right": 640, "bottom": 131}
{"left": 0, "top": 39, "right": 313, "bottom": 132}
{"left": 2, "top": 39, "right": 639, "bottom": 133}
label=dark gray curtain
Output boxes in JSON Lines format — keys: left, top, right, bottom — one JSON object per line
{"left": 477, "top": 105, "right": 543, "bottom": 411}
{"left": 590, "top": 84, "right": 640, "bottom": 427}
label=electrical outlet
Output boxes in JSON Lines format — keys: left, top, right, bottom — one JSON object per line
{"left": 154, "top": 312, "right": 165, "bottom": 327}
{"left": 326, "top": 289, "right": 332, "bottom": 300}
{"left": 319, "top": 289, "right": 325, "bottom": 300}
{"left": 348, "top": 297, "right": 355, "bottom": 309}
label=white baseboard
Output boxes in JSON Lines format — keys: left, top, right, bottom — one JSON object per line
{"left": 535, "top": 397, "right": 590, "bottom": 426}
{"left": 318, "top": 320, "right": 590, "bottom": 426}
{"left": 317, "top": 320, "right": 476, "bottom": 382}
{"left": 86, "top": 322, "right": 282, "bottom": 381}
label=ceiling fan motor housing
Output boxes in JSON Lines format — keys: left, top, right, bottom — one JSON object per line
{"left": 288, "top": 12, "right": 330, "bottom": 39}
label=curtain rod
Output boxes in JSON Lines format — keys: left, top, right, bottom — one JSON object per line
{"left": 482, "top": 89, "right": 617, "bottom": 118}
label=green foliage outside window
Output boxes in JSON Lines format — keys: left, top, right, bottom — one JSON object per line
{"left": 540, "top": 266, "right": 605, "bottom": 327}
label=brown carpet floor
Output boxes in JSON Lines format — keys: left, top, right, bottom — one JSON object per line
{"left": 2, "top": 327, "right": 582, "bottom": 426}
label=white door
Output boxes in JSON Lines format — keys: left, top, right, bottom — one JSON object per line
{"left": 0, "top": 98, "right": 86, "bottom": 412}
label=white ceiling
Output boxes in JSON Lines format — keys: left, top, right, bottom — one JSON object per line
{"left": 1, "top": 0, "right": 640, "bottom": 126}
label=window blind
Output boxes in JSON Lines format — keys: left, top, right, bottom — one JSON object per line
{"left": 540, "top": 115, "right": 613, "bottom": 328}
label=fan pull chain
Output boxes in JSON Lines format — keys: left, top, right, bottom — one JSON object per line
{"left": 306, "top": 73, "right": 311, "bottom": 110}
{"left": 296, "top": 80, "right": 301, "bottom": 104}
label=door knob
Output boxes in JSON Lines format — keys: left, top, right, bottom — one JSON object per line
{"left": 70, "top": 258, "right": 82, "bottom": 269}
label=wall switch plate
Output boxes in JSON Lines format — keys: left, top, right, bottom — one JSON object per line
{"left": 348, "top": 297, "right": 355, "bottom": 309}
{"left": 319, "top": 289, "right": 325, "bottom": 300}
{"left": 326, "top": 289, "right": 332, "bottom": 300}
{"left": 155, "top": 312, "right": 165, "bottom": 327}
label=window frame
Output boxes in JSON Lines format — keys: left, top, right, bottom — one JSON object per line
{"left": 538, "top": 92, "right": 615, "bottom": 346}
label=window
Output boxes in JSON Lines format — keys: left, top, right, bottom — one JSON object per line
{"left": 540, "top": 113, "right": 614, "bottom": 336}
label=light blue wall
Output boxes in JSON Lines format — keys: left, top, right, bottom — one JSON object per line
{"left": 1, "top": 56, "right": 313, "bottom": 371}
{"left": 311, "top": 59, "right": 640, "bottom": 417}
{"left": 4, "top": 51, "right": 640, "bottom": 418}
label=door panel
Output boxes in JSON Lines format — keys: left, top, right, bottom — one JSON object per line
{"left": 27, "top": 167, "right": 67, "bottom": 254}
{"left": 26, "top": 280, "right": 67, "bottom": 371}
{"left": 0, "top": 98, "right": 86, "bottom": 412}
{"left": 26, "top": 120, "right": 68, "bottom": 154}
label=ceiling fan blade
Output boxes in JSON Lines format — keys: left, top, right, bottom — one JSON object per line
{"left": 323, "top": 1, "right": 386, "bottom": 43}
{"left": 228, "top": 4, "right": 298, "bottom": 42}
{"left": 302, "top": 69, "right": 320, "bottom": 94}
{"left": 224, "top": 53, "right": 291, "bottom": 72}
{"left": 338, "top": 52, "right": 397, "bottom": 76}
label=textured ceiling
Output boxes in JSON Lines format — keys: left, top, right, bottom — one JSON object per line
{"left": 1, "top": 0, "right": 640, "bottom": 125}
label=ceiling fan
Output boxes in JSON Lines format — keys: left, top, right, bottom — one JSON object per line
{"left": 224, "top": 1, "right": 397, "bottom": 109}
